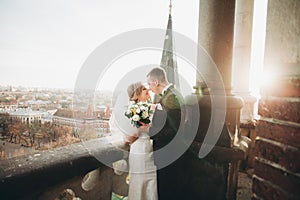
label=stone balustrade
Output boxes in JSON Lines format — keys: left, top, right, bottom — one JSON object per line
{"left": 0, "top": 136, "right": 128, "bottom": 200}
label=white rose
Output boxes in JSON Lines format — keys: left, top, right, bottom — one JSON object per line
{"left": 132, "top": 114, "right": 140, "bottom": 121}
{"left": 136, "top": 108, "right": 141, "bottom": 114}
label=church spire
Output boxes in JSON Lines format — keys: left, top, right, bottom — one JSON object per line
{"left": 160, "top": 0, "right": 180, "bottom": 90}
{"left": 169, "top": 0, "right": 172, "bottom": 14}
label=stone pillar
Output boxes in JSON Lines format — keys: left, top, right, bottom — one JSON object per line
{"left": 194, "top": 0, "right": 248, "bottom": 199}
{"left": 198, "top": 0, "right": 235, "bottom": 93}
{"left": 253, "top": 0, "right": 300, "bottom": 199}
{"left": 198, "top": 0, "right": 246, "bottom": 146}
{"left": 232, "top": 0, "right": 257, "bottom": 122}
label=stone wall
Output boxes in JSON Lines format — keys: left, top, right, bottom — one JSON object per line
{"left": 252, "top": 0, "right": 300, "bottom": 199}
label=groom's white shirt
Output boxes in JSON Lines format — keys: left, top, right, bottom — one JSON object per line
{"left": 156, "top": 104, "right": 163, "bottom": 110}
{"left": 161, "top": 83, "right": 172, "bottom": 96}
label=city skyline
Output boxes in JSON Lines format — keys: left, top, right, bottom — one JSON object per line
{"left": 0, "top": 0, "right": 199, "bottom": 91}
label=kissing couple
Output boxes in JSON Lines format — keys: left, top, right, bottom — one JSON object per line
{"left": 111, "top": 67, "right": 184, "bottom": 200}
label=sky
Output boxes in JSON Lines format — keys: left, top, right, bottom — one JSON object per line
{"left": 0, "top": 0, "right": 199, "bottom": 92}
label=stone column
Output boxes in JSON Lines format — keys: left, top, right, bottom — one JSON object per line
{"left": 198, "top": 0, "right": 245, "bottom": 145}
{"left": 198, "top": 0, "right": 236, "bottom": 93}
{"left": 195, "top": 0, "right": 247, "bottom": 199}
{"left": 232, "top": 0, "right": 257, "bottom": 122}
{"left": 253, "top": 0, "right": 300, "bottom": 199}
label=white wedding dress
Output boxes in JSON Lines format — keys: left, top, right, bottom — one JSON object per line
{"left": 109, "top": 92, "right": 158, "bottom": 200}
{"left": 128, "top": 131, "right": 158, "bottom": 200}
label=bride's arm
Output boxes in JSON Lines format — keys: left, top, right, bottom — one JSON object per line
{"left": 123, "top": 132, "right": 139, "bottom": 145}
{"left": 123, "top": 123, "right": 150, "bottom": 144}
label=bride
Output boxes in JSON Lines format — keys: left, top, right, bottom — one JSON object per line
{"left": 111, "top": 81, "right": 158, "bottom": 200}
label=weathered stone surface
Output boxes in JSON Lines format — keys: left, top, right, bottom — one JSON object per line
{"left": 253, "top": 159, "right": 300, "bottom": 196}
{"left": 254, "top": 138, "right": 300, "bottom": 173}
{"left": 256, "top": 120, "right": 300, "bottom": 148}
{"left": 260, "top": 76, "right": 300, "bottom": 97}
{"left": 38, "top": 167, "right": 115, "bottom": 200}
{"left": 264, "top": 0, "right": 300, "bottom": 68}
{"left": 258, "top": 97, "right": 300, "bottom": 123}
{"left": 252, "top": 176, "right": 298, "bottom": 200}
{"left": 247, "top": 0, "right": 300, "bottom": 199}
{"left": 0, "top": 137, "right": 126, "bottom": 199}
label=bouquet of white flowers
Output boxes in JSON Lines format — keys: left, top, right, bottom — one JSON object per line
{"left": 124, "top": 102, "right": 153, "bottom": 128}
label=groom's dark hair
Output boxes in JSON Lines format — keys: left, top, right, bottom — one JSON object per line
{"left": 147, "top": 67, "right": 167, "bottom": 83}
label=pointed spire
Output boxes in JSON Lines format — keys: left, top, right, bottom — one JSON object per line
{"left": 169, "top": 0, "right": 172, "bottom": 14}
{"left": 160, "top": 0, "right": 180, "bottom": 90}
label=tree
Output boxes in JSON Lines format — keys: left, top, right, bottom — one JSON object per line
{"left": 49, "top": 125, "right": 80, "bottom": 148}
{"left": 0, "top": 113, "right": 10, "bottom": 136}
{"left": 7, "top": 119, "right": 28, "bottom": 145}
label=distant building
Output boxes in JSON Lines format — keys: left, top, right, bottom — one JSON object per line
{"left": 41, "top": 109, "right": 57, "bottom": 124}
{"left": 53, "top": 107, "right": 111, "bottom": 138}
{"left": 0, "top": 108, "right": 55, "bottom": 125}
{"left": 7, "top": 108, "right": 43, "bottom": 125}
{"left": 26, "top": 100, "right": 56, "bottom": 110}
{"left": 104, "top": 106, "right": 111, "bottom": 120}
{"left": 0, "top": 100, "right": 18, "bottom": 110}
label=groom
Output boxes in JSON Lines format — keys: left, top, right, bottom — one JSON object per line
{"left": 147, "top": 67, "right": 184, "bottom": 199}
